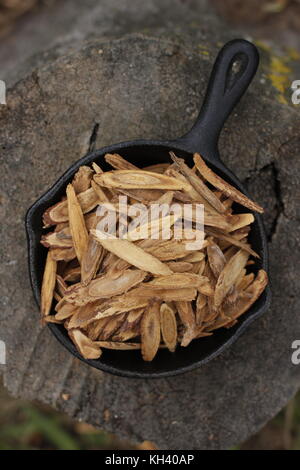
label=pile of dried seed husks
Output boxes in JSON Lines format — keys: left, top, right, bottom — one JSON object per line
{"left": 40, "top": 152, "right": 268, "bottom": 361}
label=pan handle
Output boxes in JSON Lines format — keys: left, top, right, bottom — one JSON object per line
{"left": 173, "top": 39, "right": 259, "bottom": 162}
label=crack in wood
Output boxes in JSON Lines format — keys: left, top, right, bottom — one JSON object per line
{"left": 244, "top": 160, "right": 285, "bottom": 242}
{"left": 267, "top": 161, "right": 284, "bottom": 242}
{"left": 88, "top": 122, "right": 99, "bottom": 153}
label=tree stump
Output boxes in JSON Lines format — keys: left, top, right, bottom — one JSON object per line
{"left": 0, "top": 3, "right": 300, "bottom": 450}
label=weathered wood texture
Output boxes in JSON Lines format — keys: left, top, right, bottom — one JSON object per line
{"left": 0, "top": 2, "right": 300, "bottom": 450}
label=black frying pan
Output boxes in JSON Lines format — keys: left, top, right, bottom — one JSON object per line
{"left": 25, "top": 39, "right": 271, "bottom": 378}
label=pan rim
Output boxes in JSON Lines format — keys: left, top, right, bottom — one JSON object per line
{"left": 25, "top": 139, "right": 271, "bottom": 378}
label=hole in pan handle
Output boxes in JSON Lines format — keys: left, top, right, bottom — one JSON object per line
{"left": 173, "top": 39, "right": 259, "bottom": 162}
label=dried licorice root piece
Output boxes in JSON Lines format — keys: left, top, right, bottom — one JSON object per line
{"left": 91, "top": 230, "right": 173, "bottom": 276}
{"left": 94, "top": 169, "right": 191, "bottom": 191}
{"left": 160, "top": 303, "right": 177, "bottom": 352}
{"left": 214, "top": 249, "right": 249, "bottom": 307}
{"left": 170, "top": 152, "right": 227, "bottom": 214}
{"left": 141, "top": 301, "right": 161, "bottom": 361}
{"left": 40, "top": 251, "right": 57, "bottom": 317}
{"left": 80, "top": 234, "right": 104, "bottom": 285}
{"left": 72, "top": 166, "right": 94, "bottom": 194}
{"left": 95, "top": 341, "right": 141, "bottom": 350}
{"left": 66, "top": 183, "right": 89, "bottom": 263}
{"left": 69, "top": 329, "right": 102, "bottom": 359}
{"left": 43, "top": 187, "right": 99, "bottom": 226}
{"left": 104, "top": 153, "right": 138, "bottom": 170}
{"left": 88, "top": 269, "right": 147, "bottom": 297}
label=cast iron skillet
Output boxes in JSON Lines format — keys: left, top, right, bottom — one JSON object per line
{"left": 26, "top": 39, "right": 271, "bottom": 378}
